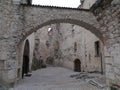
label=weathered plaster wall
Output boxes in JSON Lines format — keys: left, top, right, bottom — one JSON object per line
{"left": 33, "top": 23, "right": 103, "bottom": 73}
{"left": 34, "top": 24, "right": 59, "bottom": 64}
{"left": 83, "top": 27, "right": 104, "bottom": 72}
{"left": 34, "top": 27, "right": 49, "bottom": 61}
{"left": 59, "top": 24, "right": 103, "bottom": 72}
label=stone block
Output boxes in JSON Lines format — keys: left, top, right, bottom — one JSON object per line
{"left": 0, "top": 51, "right": 8, "bottom": 60}
{"left": 106, "top": 72, "right": 115, "bottom": 80}
{"left": 105, "top": 57, "right": 113, "bottom": 64}
{"left": 104, "top": 47, "right": 111, "bottom": 56}
{"left": 113, "top": 56, "right": 120, "bottom": 65}
{"left": 114, "top": 67, "right": 120, "bottom": 74}
{"left": 106, "top": 64, "right": 113, "bottom": 73}
{"left": 7, "top": 69, "right": 16, "bottom": 80}
{"left": 115, "top": 74, "right": 120, "bottom": 84}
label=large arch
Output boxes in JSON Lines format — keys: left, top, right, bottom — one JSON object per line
{"left": 20, "top": 19, "right": 104, "bottom": 43}
{"left": 1, "top": 0, "right": 120, "bottom": 87}
{"left": 16, "top": 5, "right": 105, "bottom": 81}
{"left": 0, "top": 3, "right": 106, "bottom": 84}
{"left": 17, "top": 4, "right": 104, "bottom": 45}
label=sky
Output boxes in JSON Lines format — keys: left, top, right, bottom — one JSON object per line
{"left": 32, "top": 0, "right": 81, "bottom": 8}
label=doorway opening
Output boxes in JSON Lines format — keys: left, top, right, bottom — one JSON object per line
{"left": 22, "top": 40, "right": 30, "bottom": 78}
{"left": 74, "top": 59, "right": 81, "bottom": 72}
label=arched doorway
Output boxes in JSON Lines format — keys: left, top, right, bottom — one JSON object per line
{"left": 22, "top": 40, "right": 30, "bottom": 78}
{"left": 74, "top": 59, "right": 81, "bottom": 72}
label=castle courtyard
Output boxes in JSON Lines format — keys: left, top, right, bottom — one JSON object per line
{"left": 14, "top": 67, "right": 107, "bottom": 90}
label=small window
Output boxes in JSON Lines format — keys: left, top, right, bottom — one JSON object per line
{"left": 74, "top": 42, "right": 77, "bottom": 52}
{"left": 95, "top": 41, "right": 100, "bottom": 57}
{"left": 17, "top": 68, "right": 21, "bottom": 78}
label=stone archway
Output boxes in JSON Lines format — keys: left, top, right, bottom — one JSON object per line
{"left": 74, "top": 59, "right": 81, "bottom": 72}
{"left": 17, "top": 4, "right": 104, "bottom": 44}
{"left": 22, "top": 40, "right": 30, "bottom": 78}
{"left": 1, "top": 2, "right": 105, "bottom": 84}
{"left": 1, "top": 0, "right": 120, "bottom": 87}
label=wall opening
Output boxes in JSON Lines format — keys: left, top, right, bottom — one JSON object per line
{"left": 95, "top": 40, "right": 100, "bottom": 57}
{"left": 22, "top": 40, "right": 30, "bottom": 78}
{"left": 74, "top": 59, "right": 81, "bottom": 72}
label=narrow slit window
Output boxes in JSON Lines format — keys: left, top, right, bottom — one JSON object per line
{"left": 95, "top": 41, "right": 100, "bottom": 56}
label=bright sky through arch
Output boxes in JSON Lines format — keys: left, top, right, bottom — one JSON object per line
{"left": 32, "top": 0, "right": 81, "bottom": 8}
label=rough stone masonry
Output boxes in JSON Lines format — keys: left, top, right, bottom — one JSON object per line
{"left": 0, "top": 0, "right": 120, "bottom": 88}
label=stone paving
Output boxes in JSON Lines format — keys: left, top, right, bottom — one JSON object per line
{"left": 13, "top": 67, "right": 107, "bottom": 90}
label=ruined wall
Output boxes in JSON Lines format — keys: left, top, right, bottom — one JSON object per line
{"left": 33, "top": 23, "right": 103, "bottom": 73}
{"left": 91, "top": 0, "right": 120, "bottom": 86}
{"left": 34, "top": 26, "right": 50, "bottom": 61}
{"left": 59, "top": 23, "right": 103, "bottom": 72}
{"left": 34, "top": 24, "right": 61, "bottom": 66}
{"left": 0, "top": 0, "right": 119, "bottom": 87}
{"left": 0, "top": 0, "right": 102, "bottom": 84}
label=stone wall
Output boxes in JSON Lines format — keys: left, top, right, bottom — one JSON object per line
{"left": 33, "top": 24, "right": 62, "bottom": 66}
{"left": 0, "top": 0, "right": 103, "bottom": 83}
{"left": 93, "top": 0, "right": 120, "bottom": 86}
{"left": 0, "top": 0, "right": 19, "bottom": 83}
{"left": 59, "top": 23, "right": 104, "bottom": 72}
{"left": 33, "top": 23, "right": 104, "bottom": 73}
{"left": 0, "top": 0, "right": 120, "bottom": 87}
{"left": 17, "top": 33, "right": 35, "bottom": 79}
